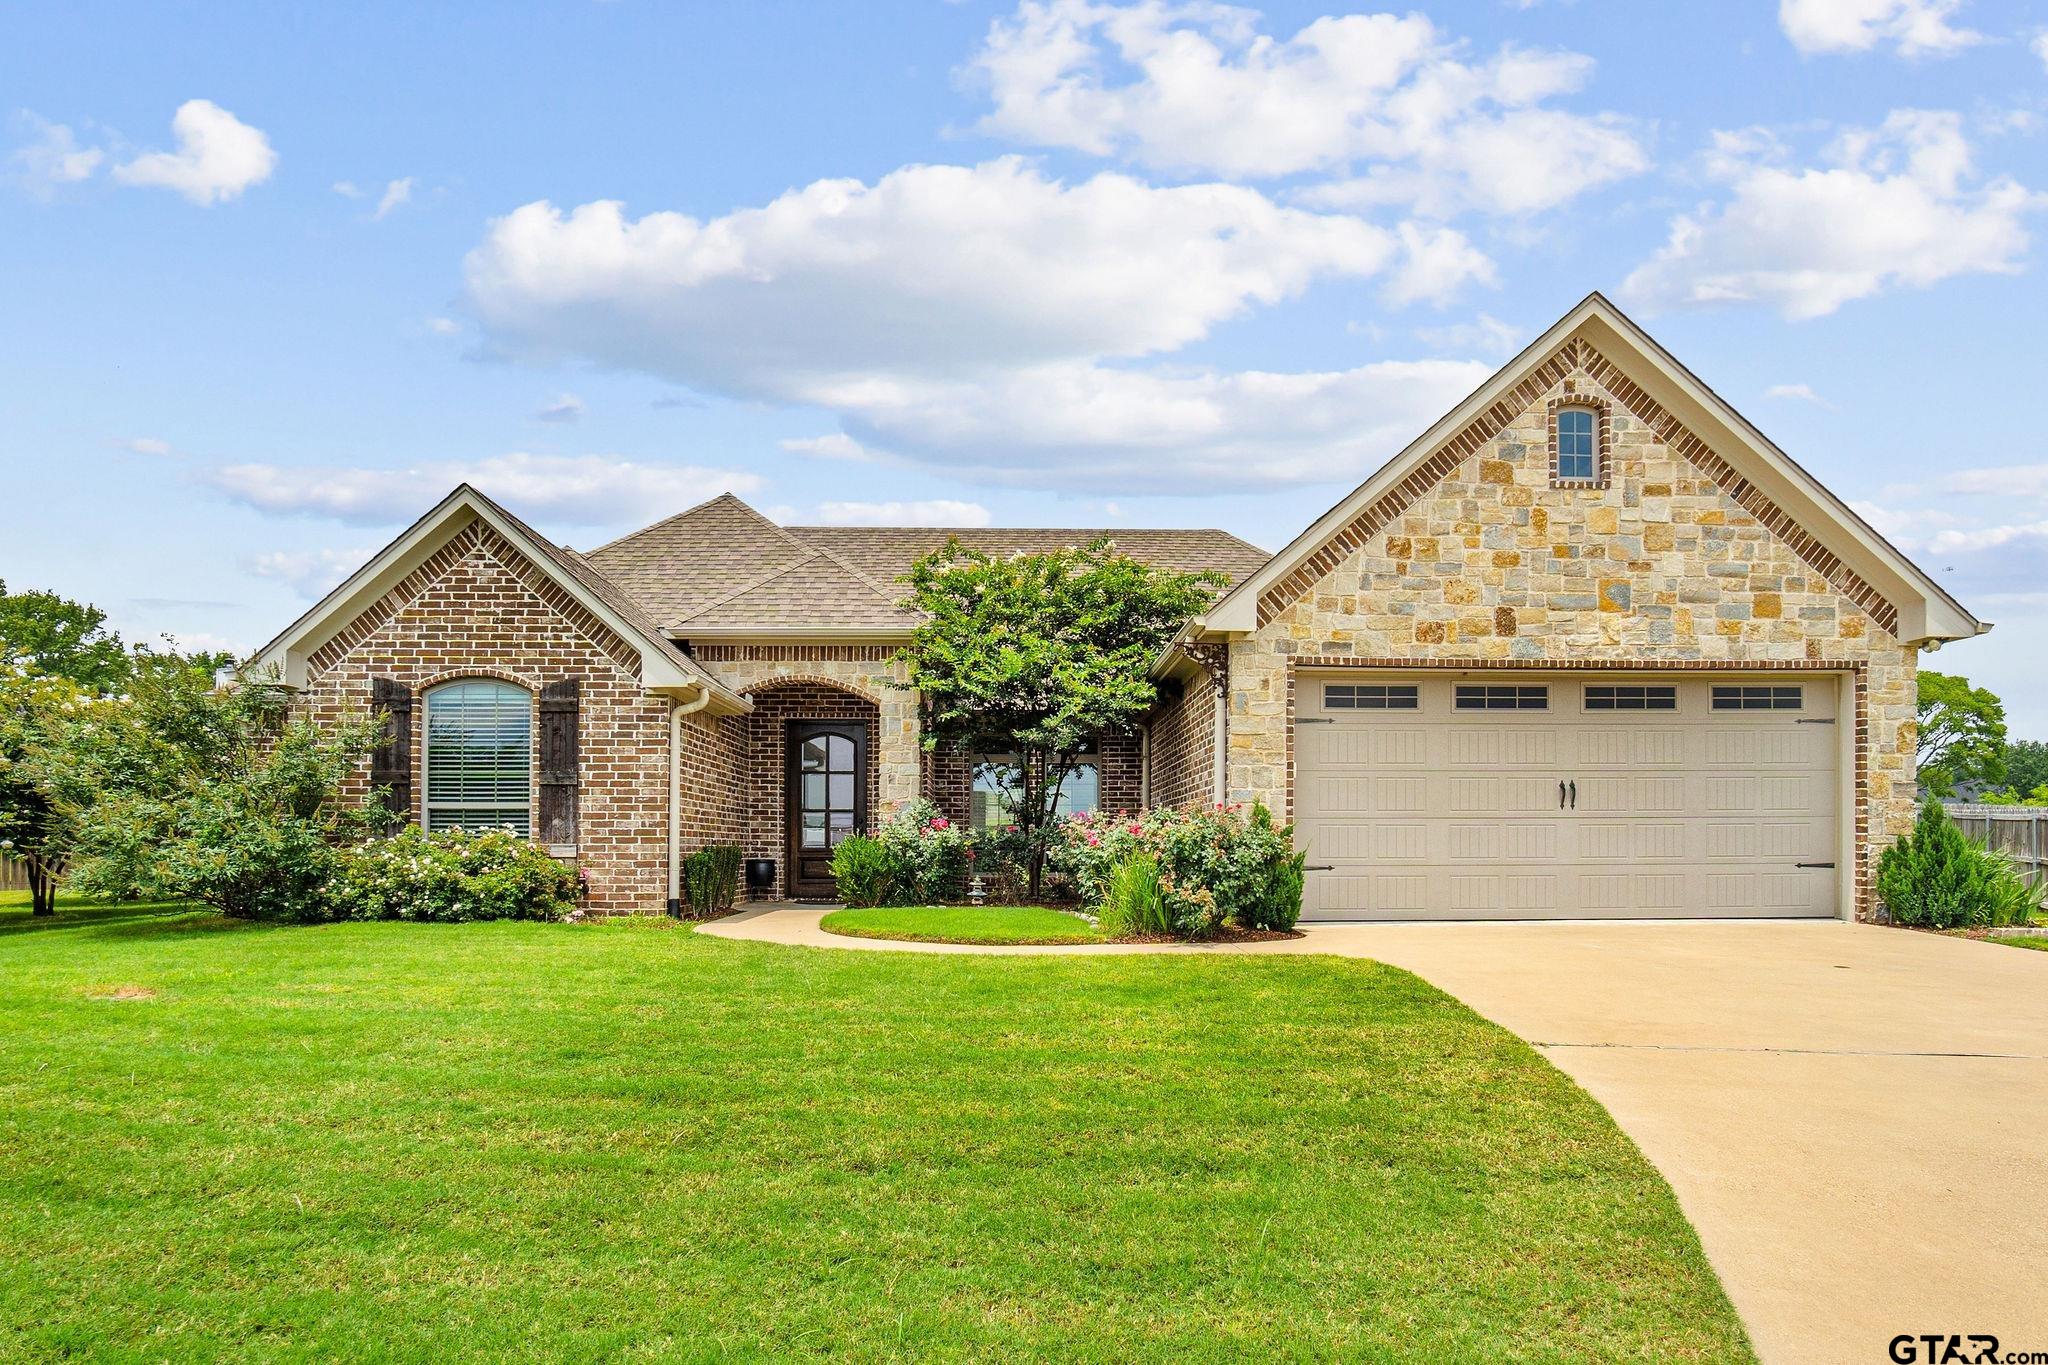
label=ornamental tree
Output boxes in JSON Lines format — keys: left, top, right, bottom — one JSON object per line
{"left": 897, "top": 539, "right": 1223, "bottom": 898}
{"left": 0, "top": 580, "right": 130, "bottom": 696}
{"left": 1916, "top": 670, "right": 2007, "bottom": 797}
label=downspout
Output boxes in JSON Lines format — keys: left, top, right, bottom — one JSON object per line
{"left": 667, "top": 684, "right": 712, "bottom": 914}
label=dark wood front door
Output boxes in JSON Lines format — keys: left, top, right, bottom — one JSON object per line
{"left": 786, "top": 721, "right": 868, "bottom": 899}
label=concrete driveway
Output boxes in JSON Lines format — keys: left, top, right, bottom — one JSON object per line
{"left": 707, "top": 909, "right": 2048, "bottom": 1361}
{"left": 1289, "top": 921, "right": 2048, "bottom": 1365}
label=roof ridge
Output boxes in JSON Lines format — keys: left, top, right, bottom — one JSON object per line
{"left": 588, "top": 490, "right": 772, "bottom": 557}
{"left": 675, "top": 549, "right": 827, "bottom": 623}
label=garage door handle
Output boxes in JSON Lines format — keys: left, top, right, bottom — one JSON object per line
{"left": 1559, "top": 780, "right": 1567, "bottom": 809}
{"left": 1569, "top": 780, "right": 1577, "bottom": 809}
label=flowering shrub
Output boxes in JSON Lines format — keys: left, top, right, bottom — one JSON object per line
{"left": 1051, "top": 801, "right": 1304, "bottom": 936}
{"left": 331, "top": 827, "right": 579, "bottom": 923}
{"left": 875, "top": 799, "right": 969, "bottom": 903}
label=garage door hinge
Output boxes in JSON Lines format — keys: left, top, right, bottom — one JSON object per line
{"left": 1796, "top": 718, "right": 1836, "bottom": 725}
{"left": 1304, "top": 864, "right": 1335, "bottom": 872}
{"left": 1299, "top": 717, "right": 1336, "bottom": 725}
{"left": 1795, "top": 862, "right": 1836, "bottom": 869}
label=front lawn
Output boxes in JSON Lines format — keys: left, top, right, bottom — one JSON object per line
{"left": 0, "top": 893, "right": 1751, "bottom": 1361}
{"left": 822, "top": 903, "right": 1107, "bottom": 945}
{"left": 1989, "top": 934, "right": 2048, "bottom": 951}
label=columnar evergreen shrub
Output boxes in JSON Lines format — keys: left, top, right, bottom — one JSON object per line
{"left": 1877, "top": 800, "right": 2040, "bottom": 929}
{"left": 680, "top": 844, "right": 742, "bottom": 917}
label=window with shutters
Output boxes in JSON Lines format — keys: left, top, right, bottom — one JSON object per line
{"left": 422, "top": 679, "right": 533, "bottom": 835}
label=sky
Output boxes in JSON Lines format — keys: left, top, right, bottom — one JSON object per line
{"left": 5, "top": 0, "right": 2047, "bottom": 732}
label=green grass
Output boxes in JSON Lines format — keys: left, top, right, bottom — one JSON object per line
{"left": 0, "top": 891, "right": 1751, "bottom": 1362}
{"left": 822, "top": 903, "right": 1108, "bottom": 945}
{"left": 1989, "top": 934, "right": 2048, "bottom": 951}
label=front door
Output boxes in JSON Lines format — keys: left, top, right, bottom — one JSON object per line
{"left": 786, "top": 721, "right": 868, "bottom": 898}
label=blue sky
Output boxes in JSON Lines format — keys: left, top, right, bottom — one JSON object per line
{"left": 7, "top": 0, "right": 2048, "bottom": 731}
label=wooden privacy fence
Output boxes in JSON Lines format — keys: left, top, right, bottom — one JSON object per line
{"left": 0, "top": 857, "right": 27, "bottom": 893}
{"left": 1945, "top": 804, "right": 2048, "bottom": 902}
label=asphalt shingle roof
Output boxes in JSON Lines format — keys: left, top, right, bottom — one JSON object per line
{"left": 581, "top": 493, "right": 1271, "bottom": 634}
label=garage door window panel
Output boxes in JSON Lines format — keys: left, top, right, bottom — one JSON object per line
{"left": 1456, "top": 685, "right": 1548, "bottom": 711}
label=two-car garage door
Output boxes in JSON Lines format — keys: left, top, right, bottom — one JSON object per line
{"left": 1293, "top": 673, "right": 1841, "bottom": 921}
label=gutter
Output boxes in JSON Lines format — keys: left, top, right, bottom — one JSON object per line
{"left": 667, "top": 683, "right": 713, "bottom": 914}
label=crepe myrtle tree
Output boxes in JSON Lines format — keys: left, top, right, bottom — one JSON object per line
{"left": 897, "top": 538, "right": 1224, "bottom": 898}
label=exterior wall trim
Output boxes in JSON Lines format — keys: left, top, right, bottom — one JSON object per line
{"left": 1547, "top": 387, "right": 1612, "bottom": 490}
{"left": 1282, "top": 656, "right": 1871, "bottom": 922}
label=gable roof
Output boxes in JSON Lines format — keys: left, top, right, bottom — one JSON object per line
{"left": 246, "top": 485, "right": 750, "bottom": 710}
{"left": 1200, "top": 292, "right": 1986, "bottom": 647}
{"left": 585, "top": 493, "right": 1271, "bottom": 636}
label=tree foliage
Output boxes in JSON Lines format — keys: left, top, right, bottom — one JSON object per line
{"left": 0, "top": 671, "right": 94, "bottom": 915}
{"left": 52, "top": 664, "right": 384, "bottom": 922}
{"left": 1916, "top": 670, "right": 2007, "bottom": 797}
{"left": 897, "top": 539, "right": 1223, "bottom": 896}
{"left": 1997, "top": 740, "right": 2048, "bottom": 801}
{"left": 0, "top": 579, "right": 130, "bottom": 696}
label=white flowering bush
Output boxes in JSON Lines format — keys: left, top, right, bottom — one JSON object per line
{"left": 331, "top": 827, "right": 579, "bottom": 923}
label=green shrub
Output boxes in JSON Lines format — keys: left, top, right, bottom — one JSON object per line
{"left": 1249, "top": 847, "right": 1307, "bottom": 932}
{"left": 1049, "top": 801, "right": 1303, "bottom": 935}
{"left": 875, "top": 800, "right": 968, "bottom": 903}
{"left": 829, "top": 835, "right": 896, "bottom": 907}
{"left": 1877, "top": 801, "right": 2040, "bottom": 929}
{"left": 680, "top": 844, "right": 742, "bottom": 918}
{"left": 332, "top": 827, "right": 579, "bottom": 923}
{"left": 1097, "top": 850, "right": 1166, "bottom": 938}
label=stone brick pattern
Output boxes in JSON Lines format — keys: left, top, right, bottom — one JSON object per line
{"left": 299, "top": 524, "right": 673, "bottom": 915}
{"left": 676, "top": 708, "right": 745, "bottom": 859}
{"left": 1226, "top": 349, "right": 1916, "bottom": 920}
{"left": 694, "top": 650, "right": 921, "bottom": 815}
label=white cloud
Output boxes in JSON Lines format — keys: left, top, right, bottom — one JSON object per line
{"left": 425, "top": 316, "right": 461, "bottom": 336}
{"left": 112, "top": 100, "right": 276, "bottom": 205}
{"left": 1622, "top": 110, "right": 2038, "bottom": 319}
{"left": 464, "top": 159, "right": 1405, "bottom": 394}
{"left": 1779, "top": 0, "right": 1981, "bottom": 57}
{"left": 120, "top": 436, "right": 175, "bottom": 456}
{"left": 9, "top": 113, "right": 103, "bottom": 198}
{"left": 249, "top": 547, "right": 374, "bottom": 598}
{"left": 534, "top": 392, "right": 585, "bottom": 423}
{"left": 1764, "top": 382, "right": 1834, "bottom": 408}
{"left": 203, "top": 452, "right": 764, "bottom": 527}
{"left": 374, "top": 177, "right": 413, "bottom": 219}
{"left": 462, "top": 159, "right": 1500, "bottom": 490}
{"left": 2034, "top": 32, "right": 2048, "bottom": 72}
{"left": 781, "top": 433, "right": 886, "bottom": 462}
{"left": 810, "top": 499, "right": 993, "bottom": 526}
{"left": 332, "top": 179, "right": 362, "bottom": 199}
{"left": 1382, "top": 222, "right": 1496, "bottom": 306}
{"left": 1415, "top": 312, "right": 1522, "bottom": 356}
{"left": 965, "top": 1, "right": 1647, "bottom": 215}
{"left": 828, "top": 355, "right": 1492, "bottom": 491}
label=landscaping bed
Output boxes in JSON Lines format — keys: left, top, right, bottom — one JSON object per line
{"left": 821, "top": 904, "right": 1107, "bottom": 945}
{"left": 0, "top": 891, "right": 1751, "bottom": 1362}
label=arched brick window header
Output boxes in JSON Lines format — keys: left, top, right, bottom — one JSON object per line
{"left": 1547, "top": 386, "right": 1612, "bottom": 490}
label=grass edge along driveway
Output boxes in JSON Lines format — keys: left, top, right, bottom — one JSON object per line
{"left": 0, "top": 897, "right": 1753, "bottom": 1362}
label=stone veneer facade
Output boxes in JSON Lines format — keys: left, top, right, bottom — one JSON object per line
{"left": 1223, "top": 341, "right": 1916, "bottom": 921}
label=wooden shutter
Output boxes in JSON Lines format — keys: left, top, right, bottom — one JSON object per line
{"left": 538, "top": 678, "right": 581, "bottom": 847}
{"left": 369, "top": 678, "right": 413, "bottom": 827}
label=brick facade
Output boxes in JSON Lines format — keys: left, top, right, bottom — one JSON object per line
{"left": 1224, "top": 343, "right": 1916, "bottom": 920}
{"left": 1146, "top": 661, "right": 1224, "bottom": 811}
{"left": 300, "top": 523, "right": 674, "bottom": 915}
{"left": 734, "top": 681, "right": 880, "bottom": 899}
{"left": 923, "top": 733, "right": 1146, "bottom": 827}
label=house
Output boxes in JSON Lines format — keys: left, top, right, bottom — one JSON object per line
{"left": 251, "top": 294, "right": 1984, "bottom": 922}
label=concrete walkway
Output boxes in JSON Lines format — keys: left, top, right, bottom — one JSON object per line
{"left": 702, "top": 907, "right": 2048, "bottom": 1363}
